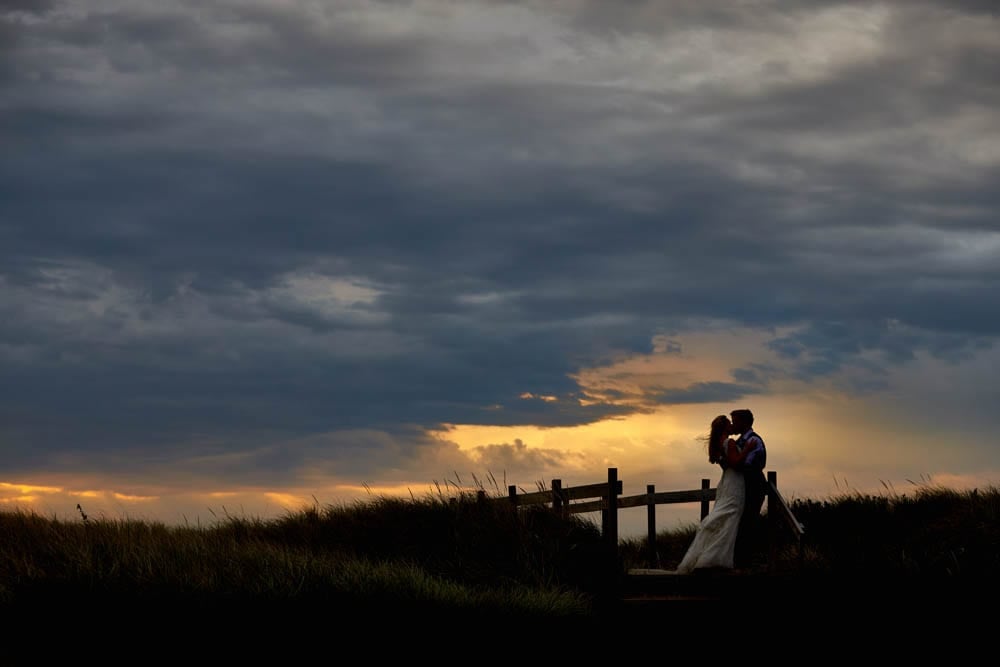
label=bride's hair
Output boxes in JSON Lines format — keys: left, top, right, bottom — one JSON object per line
{"left": 703, "top": 415, "right": 731, "bottom": 464}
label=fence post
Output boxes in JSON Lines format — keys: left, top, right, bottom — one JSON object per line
{"left": 552, "top": 479, "right": 563, "bottom": 517}
{"left": 700, "top": 478, "right": 711, "bottom": 519}
{"left": 606, "top": 468, "right": 619, "bottom": 556}
{"left": 646, "top": 484, "right": 657, "bottom": 568}
{"left": 508, "top": 484, "right": 517, "bottom": 506}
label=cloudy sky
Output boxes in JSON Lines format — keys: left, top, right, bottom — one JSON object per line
{"left": 2, "top": 0, "right": 998, "bottom": 537}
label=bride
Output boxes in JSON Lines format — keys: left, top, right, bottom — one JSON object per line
{"left": 675, "top": 414, "right": 747, "bottom": 573}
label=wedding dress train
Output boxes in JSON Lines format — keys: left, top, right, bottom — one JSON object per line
{"left": 675, "top": 465, "right": 745, "bottom": 573}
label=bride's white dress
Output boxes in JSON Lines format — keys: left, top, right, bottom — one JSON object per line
{"left": 675, "top": 464, "right": 745, "bottom": 573}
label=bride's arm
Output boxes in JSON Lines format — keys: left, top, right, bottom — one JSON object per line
{"left": 724, "top": 439, "right": 743, "bottom": 468}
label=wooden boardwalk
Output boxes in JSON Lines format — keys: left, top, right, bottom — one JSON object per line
{"left": 622, "top": 567, "right": 768, "bottom": 601}
{"left": 621, "top": 566, "right": 980, "bottom": 610}
{"left": 592, "top": 568, "right": 784, "bottom": 633}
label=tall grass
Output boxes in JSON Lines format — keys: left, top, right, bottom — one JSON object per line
{"left": 778, "top": 481, "right": 1000, "bottom": 576}
{"left": 618, "top": 481, "right": 1000, "bottom": 577}
{"left": 2, "top": 480, "right": 996, "bottom": 626}
{"left": 0, "top": 489, "right": 615, "bottom": 626}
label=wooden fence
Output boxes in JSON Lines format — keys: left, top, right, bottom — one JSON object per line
{"left": 480, "top": 467, "right": 805, "bottom": 569}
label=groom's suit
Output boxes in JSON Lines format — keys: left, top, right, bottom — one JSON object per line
{"left": 734, "top": 429, "right": 767, "bottom": 568}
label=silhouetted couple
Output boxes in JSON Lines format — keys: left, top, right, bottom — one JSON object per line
{"left": 675, "top": 409, "right": 767, "bottom": 573}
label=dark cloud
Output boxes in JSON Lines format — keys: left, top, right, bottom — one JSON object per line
{"left": 1, "top": 0, "right": 997, "bottom": 480}
{"left": 729, "top": 365, "right": 773, "bottom": 386}
{"left": 1, "top": 1, "right": 52, "bottom": 8}
{"left": 655, "top": 382, "right": 759, "bottom": 405}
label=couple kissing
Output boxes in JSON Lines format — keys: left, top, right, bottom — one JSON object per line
{"left": 675, "top": 408, "right": 767, "bottom": 574}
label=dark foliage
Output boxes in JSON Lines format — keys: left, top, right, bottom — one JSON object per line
{"left": 249, "top": 493, "right": 619, "bottom": 595}
{"left": 3, "top": 481, "right": 998, "bottom": 644}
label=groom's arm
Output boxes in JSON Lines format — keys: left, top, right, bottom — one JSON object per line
{"left": 741, "top": 435, "right": 765, "bottom": 471}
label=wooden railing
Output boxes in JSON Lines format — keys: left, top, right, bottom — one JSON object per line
{"left": 763, "top": 471, "right": 806, "bottom": 567}
{"left": 482, "top": 467, "right": 805, "bottom": 569}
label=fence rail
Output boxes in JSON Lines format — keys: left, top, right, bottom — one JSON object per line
{"left": 483, "top": 467, "right": 804, "bottom": 569}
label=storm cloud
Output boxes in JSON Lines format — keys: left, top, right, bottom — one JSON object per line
{"left": 2, "top": 0, "right": 998, "bottom": 489}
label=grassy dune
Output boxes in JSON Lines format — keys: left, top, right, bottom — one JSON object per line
{"left": 622, "top": 480, "right": 1000, "bottom": 577}
{"left": 1, "top": 481, "right": 996, "bottom": 649}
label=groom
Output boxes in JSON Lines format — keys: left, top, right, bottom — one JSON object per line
{"left": 730, "top": 408, "right": 767, "bottom": 569}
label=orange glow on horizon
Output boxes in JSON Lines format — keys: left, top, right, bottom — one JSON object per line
{"left": 0, "top": 482, "right": 64, "bottom": 495}
{"left": 112, "top": 492, "right": 157, "bottom": 502}
{"left": 263, "top": 492, "right": 313, "bottom": 509}
{"left": 0, "top": 495, "right": 42, "bottom": 504}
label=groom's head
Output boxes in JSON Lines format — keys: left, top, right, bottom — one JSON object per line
{"left": 730, "top": 409, "right": 753, "bottom": 434}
